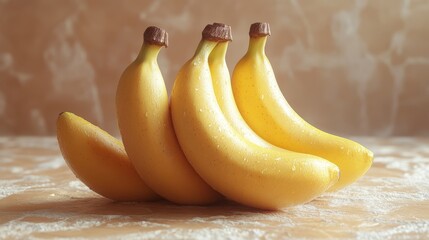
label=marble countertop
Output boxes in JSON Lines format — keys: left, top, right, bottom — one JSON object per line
{"left": 0, "top": 137, "right": 428, "bottom": 239}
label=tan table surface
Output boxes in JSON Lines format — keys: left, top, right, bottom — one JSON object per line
{"left": 0, "top": 137, "right": 428, "bottom": 239}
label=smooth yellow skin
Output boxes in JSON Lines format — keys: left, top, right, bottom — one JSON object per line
{"left": 209, "top": 42, "right": 272, "bottom": 148}
{"left": 171, "top": 39, "right": 339, "bottom": 210}
{"left": 56, "top": 112, "right": 158, "bottom": 201}
{"left": 116, "top": 43, "right": 220, "bottom": 205}
{"left": 232, "top": 36, "right": 374, "bottom": 191}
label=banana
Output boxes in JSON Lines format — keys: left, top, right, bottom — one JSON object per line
{"left": 231, "top": 22, "right": 373, "bottom": 191}
{"left": 56, "top": 112, "right": 158, "bottom": 201}
{"left": 170, "top": 24, "right": 339, "bottom": 210}
{"left": 208, "top": 26, "right": 271, "bottom": 149}
{"left": 116, "top": 26, "right": 220, "bottom": 205}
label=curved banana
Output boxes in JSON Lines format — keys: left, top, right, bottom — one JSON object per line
{"left": 56, "top": 112, "right": 158, "bottom": 201}
{"left": 171, "top": 24, "right": 339, "bottom": 210}
{"left": 116, "top": 26, "right": 220, "bottom": 205}
{"left": 232, "top": 22, "right": 373, "bottom": 191}
{"left": 209, "top": 30, "right": 271, "bottom": 148}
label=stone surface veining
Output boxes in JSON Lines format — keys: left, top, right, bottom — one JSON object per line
{"left": 0, "top": 137, "right": 428, "bottom": 239}
{"left": 0, "top": 0, "right": 428, "bottom": 136}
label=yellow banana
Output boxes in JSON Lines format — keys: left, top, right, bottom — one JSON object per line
{"left": 209, "top": 28, "right": 271, "bottom": 149}
{"left": 56, "top": 112, "right": 158, "bottom": 201}
{"left": 232, "top": 22, "right": 373, "bottom": 191}
{"left": 116, "top": 26, "right": 220, "bottom": 205}
{"left": 171, "top": 24, "right": 339, "bottom": 210}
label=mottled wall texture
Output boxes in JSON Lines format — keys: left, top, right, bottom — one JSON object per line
{"left": 0, "top": 0, "right": 428, "bottom": 136}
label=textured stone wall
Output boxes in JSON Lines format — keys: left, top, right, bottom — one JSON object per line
{"left": 0, "top": 0, "right": 428, "bottom": 136}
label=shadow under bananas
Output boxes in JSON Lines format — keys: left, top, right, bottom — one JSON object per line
{"left": 0, "top": 190, "right": 271, "bottom": 221}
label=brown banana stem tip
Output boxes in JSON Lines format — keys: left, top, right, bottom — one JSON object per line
{"left": 202, "top": 23, "right": 232, "bottom": 42}
{"left": 144, "top": 26, "right": 168, "bottom": 47}
{"left": 249, "top": 22, "right": 271, "bottom": 37}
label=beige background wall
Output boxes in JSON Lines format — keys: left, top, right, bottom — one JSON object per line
{"left": 0, "top": 0, "right": 428, "bottom": 136}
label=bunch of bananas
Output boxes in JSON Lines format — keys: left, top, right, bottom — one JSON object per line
{"left": 57, "top": 23, "right": 373, "bottom": 210}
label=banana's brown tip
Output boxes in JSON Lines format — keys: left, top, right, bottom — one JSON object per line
{"left": 202, "top": 23, "right": 232, "bottom": 42}
{"left": 144, "top": 26, "right": 168, "bottom": 47}
{"left": 249, "top": 22, "right": 271, "bottom": 37}
{"left": 58, "top": 111, "right": 70, "bottom": 118}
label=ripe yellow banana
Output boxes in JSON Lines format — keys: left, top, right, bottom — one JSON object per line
{"left": 116, "top": 26, "right": 220, "bottom": 205}
{"left": 56, "top": 112, "right": 158, "bottom": 201}
{"left": 209, "top": 30, "right": 271, "bottom": 149}
{"left": 171, "top": 24, "right": 339, "bottom": 210}
{"left": 232, "top": 22, "right": 373, "bottom": 191}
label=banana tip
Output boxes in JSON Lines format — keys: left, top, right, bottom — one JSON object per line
{"left": 249, "top": 22, "right": 271, "bottom": 37}
{"left": 144, "top": 26, "right": 168, "bottom": 48}
{"left": 202, "top": 23, "right": 232, "bottom": 42}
